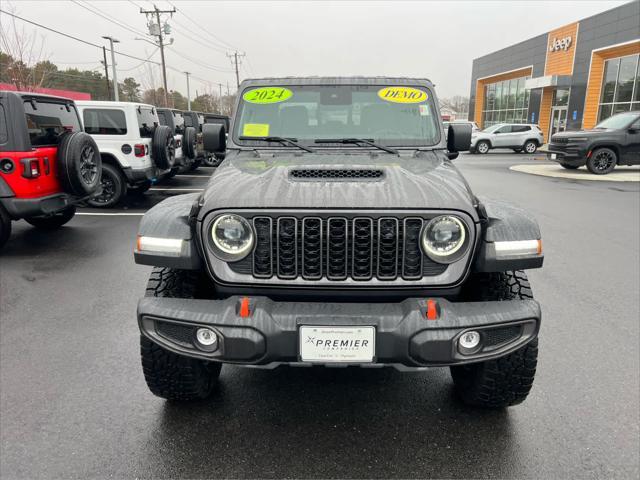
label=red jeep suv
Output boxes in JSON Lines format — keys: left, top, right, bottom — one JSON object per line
{"left": 0, "top": 91, "right": 102, "bottom": 248}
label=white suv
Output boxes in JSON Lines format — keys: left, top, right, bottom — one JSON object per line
{"left": 470, "top": 123, "right": 544, "bottom": 154}
{"left": 76, "top": 101, "right": 176, "bottom": 207}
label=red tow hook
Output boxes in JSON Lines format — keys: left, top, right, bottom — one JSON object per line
{"left": 425, "top": 299, "right": 439, "bottom": 320}
{"left": 238, "top": 297, "right": 252, "bottom": 318}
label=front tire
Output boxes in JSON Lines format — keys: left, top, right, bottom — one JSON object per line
{"left": 476, "top": 140, "right": 490, "bottom": 154}
{"left": 586, "top": 147, "right": 617, "bottom": 174}
{"left": 451, "top": 271, "right": 538, "bottom": 408}
{"left": 25, "top": 206, "right": 76, "bottom": 230}
{"left": 523, "top": 140, "right": 538, "bottom": 154}
{"left": 86, "top": 163, "right": 126, "bottom": 208}
{"left": 140, "top": 267, "right": 222, "bottom": 401}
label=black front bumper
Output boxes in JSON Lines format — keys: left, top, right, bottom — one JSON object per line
{"left": 0, "top": 192, "right": 88, "bottom": 219}
{"left": 545, "top": 143, "right": 588, "bottom": 165}
{"left": 138, "top": 296, "right": 541, "bottom": 368}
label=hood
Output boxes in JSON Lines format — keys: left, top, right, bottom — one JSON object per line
{"left": 199, "top": 150, "right": 477, "bottom": 218}
{"left": 552, "top": 128, "right": 611, "bottom": 138}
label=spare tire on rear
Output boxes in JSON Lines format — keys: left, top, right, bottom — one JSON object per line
{"left": 57, "top": 132, "right": 102, "bottom": 196}
{"left": 182, "top": 126, "right": 197, "bottom": 159}
{"left": 152, "top": 125, "right": 176, "bottom": 170}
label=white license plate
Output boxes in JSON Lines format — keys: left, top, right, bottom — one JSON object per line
{"left": 550, "top": 153, "right": 557, "bottom": 160}
{"left": 299, "top": 326, "right": 375, "bottom": 363}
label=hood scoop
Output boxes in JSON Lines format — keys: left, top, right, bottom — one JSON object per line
{"left": 289, "top": 168, "right": 385, "bottom": 181}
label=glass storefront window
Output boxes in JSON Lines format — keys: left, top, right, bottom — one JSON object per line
{"left": 481, "top": 75, "right": 531, "bottom": 127}
{"left": 598, "top": 53, "right": 640, "bottom": 121}
{"left": 554, "top": 88, "right": 570, "bottom": 107}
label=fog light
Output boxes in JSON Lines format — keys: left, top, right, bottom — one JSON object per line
{"left": 458, "top": 330, "right": 481, "bottom": 354}
{"left": 195, "top": 328, "right": 218, "bottom": 349}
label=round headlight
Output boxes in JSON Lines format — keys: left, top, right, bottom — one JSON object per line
{"left": 422, "top": 215, "right": 467, "bottom": 262}
{"left": 210, "top": 214, "right": 254, "bottom": 261}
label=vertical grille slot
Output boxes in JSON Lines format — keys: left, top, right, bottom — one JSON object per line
{"left": 252, "top": 217, "right": 273, "bottom": 278}
{"left": 352, "top": 218, "right": 374, "bottom": 280}
{"left": 277, "top": 217, "right": 297, "bottom": 279}
{"left": 302, "top": 217, "right": 323, "bottom": 279}
{"left": 402, "top": 218, "right": 424, "bottom": 279}
{"left": 377, "top": 218, "right": 399, "bottom": 279}
{"left": 327, "top": 218, "right": 348, "bottom": 280}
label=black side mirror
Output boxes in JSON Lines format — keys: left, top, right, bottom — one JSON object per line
{"left": 447, "top": 123, "right": 472, "bottom": 160}
{"left": 202, "top": 123, "right": 226, "bottom": 153}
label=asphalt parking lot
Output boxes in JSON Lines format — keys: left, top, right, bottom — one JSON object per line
{"left": 1, "top": 152, "right": 639, "bottom": 479}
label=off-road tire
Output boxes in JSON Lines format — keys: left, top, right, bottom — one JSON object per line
{"left": 451, "top": 271, "right": 538, "bottom": 408}
{"left": 182, "top": 126, "right": 197, "bottom": 159}
{"left": 476, "top": 140, "right": 490, "bottom": 154}
{"left": 523, "top": 140, "right": 538, "bottom": 154}
{"left": 152, "top": 125, "right": 176, "bottom": 170}
{"left": 586, "top": 147, "right": 617, "bottom": 175}
{"left": 25, "top": 206, "right": 76, "bottom": 230}
{"left": 0, "top": 205, "right": 11, "bottom": 248}
{"left": 559, "top": 162, "right": 579, "bottom": 170}
{"left": 140, "top": 267, "right": 222, "bottom": 401}
{"left": 86, "top": 163, "right": 126, "bottom": 208}
{"left": 57, "top": 132, "right": 102, "bottom": 196}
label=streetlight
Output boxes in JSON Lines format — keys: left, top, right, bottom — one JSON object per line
{"left": 102, "top": 36, "right": 120, "bottom": 101}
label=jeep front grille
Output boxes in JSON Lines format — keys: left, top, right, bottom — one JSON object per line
{"left": 233, "top": 215, "right": 448, "bottom": 281}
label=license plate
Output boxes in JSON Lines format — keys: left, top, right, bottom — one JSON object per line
{"left": 299, "top": 326, "right": 375, "bottom": 363}
{"left": 550, "top": 153, "right": 557, "bottom": 160}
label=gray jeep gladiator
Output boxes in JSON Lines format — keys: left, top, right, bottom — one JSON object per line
{"left": 134, "top": 77, "right": 544, "bottom": 408}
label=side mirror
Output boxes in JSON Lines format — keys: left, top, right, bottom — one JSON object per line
{"left": 202, "top": 123, "right": 226, "bottom": 153}
{"left": 447, "top": 123, "right": 471, "bottom": 160}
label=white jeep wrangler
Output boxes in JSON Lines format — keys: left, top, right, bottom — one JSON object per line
{"left": 76, "top": 101, "right": 175, "bottom": 207}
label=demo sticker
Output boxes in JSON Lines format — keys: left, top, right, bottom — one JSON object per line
{"left": 243, "top": 87, "right": 293, "bottom": 104}
{"left": 378, "top": 86, "right": 427, "bottom": 104}
{"left": 242, "top": 123, "right": 270, "bottom": 137}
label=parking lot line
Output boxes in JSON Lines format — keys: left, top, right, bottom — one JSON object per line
{"left": 76, "top": 212, "right": 145, "bottom": 216}
{"left": 149, "top": 187, "right": 205, "bottom": 191}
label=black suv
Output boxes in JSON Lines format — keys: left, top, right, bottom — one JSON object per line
{"left": 547, "top": 111, "right": 640, "bottom": 174}
{"left": 133, "top": 77, "right": 544, "bottom": 408}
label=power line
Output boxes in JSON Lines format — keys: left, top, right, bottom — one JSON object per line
{"left": 169, "top": 2, "right": 238, "bottom": 52}
{"left": 70, "top": 0, "right": 148, "bottom": 38}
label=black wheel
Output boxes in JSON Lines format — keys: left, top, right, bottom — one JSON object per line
{"left": 128, "top": 181, "right": 152, "bottom": 195}
{"left": 140, "top": 267, "right": 222, "bottom": 401}
{"left": 476, "top": 140, "right": 490, "bottom": 154}
{"left": 451, "top": 271, "right": 538, "bottom": 408}
{"left": 586, "top": 147, "right": 617, "bottom": 175}
{"left": 152, "top": 125, "right": 176, "bottom": 170}
{"left": 0, "top": 205, "right": 11, "bottom": 248}
{"left": 559, "top": 162, "right": 579, "bottom": 170}
{"left": 57, "top": 132, "right": 102, "bottom": 196}
{"left": 25, "top": 206, "right": 76, "bottom": 230}
{"left": 523, "top": 140, "right": 538, "bottom": 154}
{"left": 86, "top": 163, "right": 126, "bottom": 208}
{"left": 182, "top": 126, "right": 197, "bottom": 159}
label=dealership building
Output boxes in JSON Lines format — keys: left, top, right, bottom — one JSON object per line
{"left": 468, "top": 1, "right": 639, "bottom": 142}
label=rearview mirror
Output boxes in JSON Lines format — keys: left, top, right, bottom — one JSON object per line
{"left": 447, "top": 123, "right": 472, "bottom": 159}
{"left": 202, "top": 123, "right": 226, "bottom": 153}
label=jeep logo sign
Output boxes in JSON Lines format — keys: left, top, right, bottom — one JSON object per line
{"left": 549, "top": 36, "right": 572, "bottom": 52}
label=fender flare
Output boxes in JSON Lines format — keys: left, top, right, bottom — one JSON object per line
{"left": 134, "top": 193, "right": 202, "bottom": 269}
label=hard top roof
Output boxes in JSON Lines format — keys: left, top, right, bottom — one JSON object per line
{"left": 1, "top": 90, "right": 78, "bottom": 103}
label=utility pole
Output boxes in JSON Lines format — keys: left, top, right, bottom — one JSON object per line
{"left": 102, "top": 36, "right": 119, "bottom": 101}
{"left": 140, "top": 4, "right": 175, "bottom": 107}
{"left": 101, "top": 46, "right": 111, "bottom": 100}
{"left": 227, "top": 51, "right": 245, "bottom": 90}
{"left": 185, "top": 72, "right": 191, "bottom": 110}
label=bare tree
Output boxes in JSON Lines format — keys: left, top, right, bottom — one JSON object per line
{"left": 0, "top": 6, "right": 49, "bottom": 90}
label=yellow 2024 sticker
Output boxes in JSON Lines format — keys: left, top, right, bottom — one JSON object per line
{"left": 378, "top": 86, "right": 427, "bottom": 103}
{"left": 242, "top": 123, "right": 270, "bottom": 137}
{"left": 243, "top": 87, "right": 293, "bottom": 104}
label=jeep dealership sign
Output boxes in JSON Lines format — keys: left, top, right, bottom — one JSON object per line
{"left": 549, "top": 36, "right": 572, "bottom": 52}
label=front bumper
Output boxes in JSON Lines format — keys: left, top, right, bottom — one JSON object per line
{"left": 138, "top": 296, "right": 541, "bottom": 368}
{"left": 545, "top": 143, "right": 588, "bottom": 165}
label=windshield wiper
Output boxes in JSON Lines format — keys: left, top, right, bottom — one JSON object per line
{"left": 239, "top": 136, "right": 314, "bottom": 152}
{"left": 314, "top": 138, "right": 398, "bottom": 154}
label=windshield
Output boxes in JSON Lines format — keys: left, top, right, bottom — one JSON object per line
{"left": 234, "top": 84, "right": 440, "bottom": 147}
{"left": 595, "top": 112, "right": 639, "bottom": 129}
{"left": 482, "top": 124, "right": 502, "bottom": 133}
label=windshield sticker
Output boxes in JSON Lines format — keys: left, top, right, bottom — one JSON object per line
{"left": 242, "top": 123, "right": 270, "bottom": 137}
{"left": 419, "top": 104, "right": 429, "bottom": 116}
{"left": 378, "top": 86, "right": 427, "bottom": 104}
{"left": 243, "top": 87, "right": 293, "bottom": 104}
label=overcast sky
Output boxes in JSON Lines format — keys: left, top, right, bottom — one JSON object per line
{"left": 0, "top": 0, "right": 631, "bottom": 99}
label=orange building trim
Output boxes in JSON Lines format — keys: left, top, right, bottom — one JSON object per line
{"left": 582, "top": 40, "right": 640, "bottom": 129}
{"left": 473, "top": 67, "right": 533, "bottom": 128}
{"left": 545, "top": 22, "right": 579, "bottom": 76}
